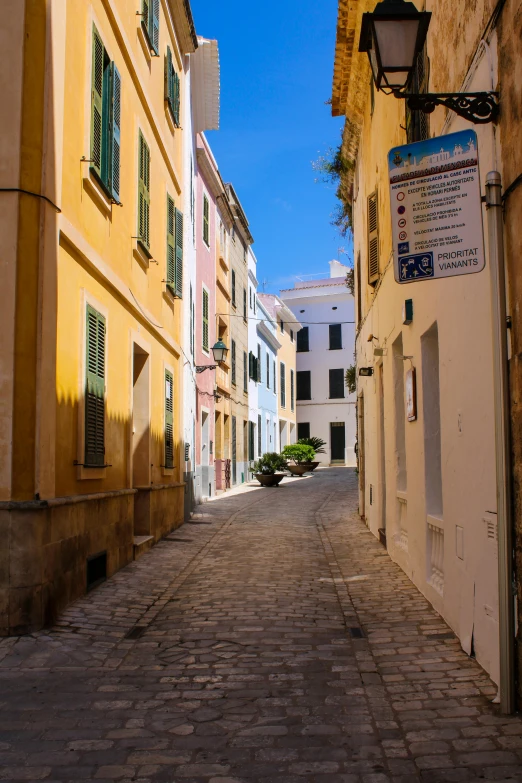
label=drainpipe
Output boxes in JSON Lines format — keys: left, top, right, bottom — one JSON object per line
{"left": 486, "top": 171, "right": 515, "bottom": 714}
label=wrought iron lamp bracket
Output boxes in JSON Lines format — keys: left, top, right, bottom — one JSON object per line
{"left": 195, "top": 364, "right": 218, "bottom": 374}
{"left": 397, "top": 91, "right": 499, "bottom": 124}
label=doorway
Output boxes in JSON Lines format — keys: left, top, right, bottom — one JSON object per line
{"left": 132, "top": 344, "right": 150, "bottom": 488}
{"left": 378, "top": 363, "right": 387, "bottom": 546}
{"left": 201, "top": 411, "right": 209, "bottom": 498}
{"left": 231, "top": 415, "right": 237, "bottom": 485}
{"left": 330, "top": 422, "right": 345, "bottom": 462}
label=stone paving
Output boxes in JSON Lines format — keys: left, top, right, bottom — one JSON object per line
{"left": 1, "top": 467, "right": 522, "bottom": 783}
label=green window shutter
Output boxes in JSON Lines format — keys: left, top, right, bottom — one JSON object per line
{"left": 291, "top": 369, "right": 295, "bottom": 411}
{"left": 203, "top": 194, "right": 209, "bottom": 245}
{"left": 164, "top": 369, "right": 174, "bottom": 468}
{"left": 91, "top": 26, "right": 104, "bottom": 178}
{"left": 368, "top": 190, "right": 379, "bottom": 285}
{"left": 85, "top": 304, "right": 106, "bottom": 466}
{"left": 231, "top": 269, "right": 236, "bottom": 307}
{"left": 138, "top": 131, "right": 150, "bottom": 249}
{"left": 174, "top": 207, "right": 183, "bottom": 298}
{"left": 109, "top": 63, "right": 121, "bottom": 202}
{"left": 173, "top": 71, "right": 180, "bottom": 127}
{"left": 280, "top": 363, "right": 286, "bottom": 408}
{"left": 166, "top": 194, "right": 175, "bottom": 291}
{"left": 202, "top": 289, "right": 209, "bottom": 351}
{"left": 231, "top": 340, "right": 236, "bottom": 385}
{"left": 165, "top": 46, "right": 174, "bottom": 116}
{"left": 243, "top": 352, "right": 247, "bottom": 393}
{"left": 150, "top": 0, "right": 160, "bottom": 55}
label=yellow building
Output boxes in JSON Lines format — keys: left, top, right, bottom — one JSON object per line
{"left": 258, "top": 295, "right": 301, "bottom": 448}
{"left": 0, "top": 0, "right": 197, "bottom": 634}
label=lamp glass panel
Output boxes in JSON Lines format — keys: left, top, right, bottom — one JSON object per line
{"left": 383, "top": 70, "right": 410, "bottom": 88}
{"left": 374, "top": 19, "right": 419, "bottom": 68}
{"left": 369, "top": 45, "right": 380, "bottom": 85}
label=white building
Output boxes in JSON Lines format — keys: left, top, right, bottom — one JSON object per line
{"left": 247, "top": 248, "right": 260, "bottom": 474}
{"left": 281, "top": 261, "right": 356, "bottom": 466}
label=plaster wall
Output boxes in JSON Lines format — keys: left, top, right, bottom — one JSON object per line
{"left": 228, "top": 227, "right": 249, "bottom": 486}
{"left": 247, "top": 249, "right": 260, "bottom": 469}
{"left": 351, "top": 37, "right": 500, "bottom": 682}
{"left": 256, "top": 302, "right": 279, "bottom": 456}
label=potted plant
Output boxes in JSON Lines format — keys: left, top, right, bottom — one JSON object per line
{"left": 297, "top": 436, "right": 326, "bottom": 471}
{"left": 252, "top": 452, "right": 288, "bottom": 487}
{"left": 281, "top": 443, "right": 316, "bottom": 476}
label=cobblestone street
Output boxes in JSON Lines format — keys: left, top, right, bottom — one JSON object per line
{"left": 1, "top": 468, "right": 521, "bottom": 783}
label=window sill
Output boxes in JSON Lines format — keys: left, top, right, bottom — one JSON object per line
{"left": 77, "top": 465, "right": 107, "bottom": 481}
{"left": 328, "top": 347, "right": 343, "bottom": 351}
{"left": 162, "top": 466, "right": 175, "bottom": 478}
{"left": 133, "top": 239, "right": 152, "bottom": 269}
{"left": 83, "top": 171, "right": 113, "bottom": 216}
{"left": 165, "top": 102, "right": 178, "bottom": 134}
{"left": 138, "top": 22, "right": 153, "bottom": 62}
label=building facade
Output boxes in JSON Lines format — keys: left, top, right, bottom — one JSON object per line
{"left": 281, "top": 261, "right": 356, "bottom": 467}
{"left": 256, "top": 300, "right": 281, "bottom": 455}
{"left": 225, "top": 185, "right": 253, "bottom": 487}
{"left": 258, "top": 294, "right": 301, "bottom": 449}
{"left": 331, "top": 0, "right": 501, "bottom": 683}
{"left": 247, "top": 248, "right": 260, "bottom": 472}
{"left": 0, "top": 0, "right": 197, "bottom": 633}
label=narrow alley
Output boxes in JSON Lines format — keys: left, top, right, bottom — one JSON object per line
{"left": 0, "top": 468, "right": 520, "bottom": 783}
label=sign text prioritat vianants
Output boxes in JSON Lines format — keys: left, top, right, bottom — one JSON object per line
{"left": 388, "top": 130, "right": 485, "bottom": 284}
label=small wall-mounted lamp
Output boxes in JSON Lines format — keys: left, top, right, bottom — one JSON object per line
{"left": 359, "top": 367, "right": 374, "bottom": 377}
{"left": 195, "top": 340, "right": 228, "bottom": 374}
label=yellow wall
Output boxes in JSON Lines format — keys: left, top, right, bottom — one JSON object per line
{"left": 277, "top": 321, "right": 298, "bottom": 428}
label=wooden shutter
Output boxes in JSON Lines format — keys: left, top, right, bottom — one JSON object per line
{"left": 248, "top": 351, "right": 253, "bottom": 379}
{"left": 231, "top": 269, "right": 236, "bottom": 306}
{"left": 257, "top": 345, "right": 261, "bottom": 383}
{"left": 249, "top": 421, "right": 255, "bottom": 461}
{"left": 138, "top": 132, "right": 150, "bottom": 249}
{"left": 280, "top": 363, "right": 286, "bottom": 408}
{"left": 329, "top": 324, "right": 342, "bottom": 350}
{"left": 202, "top": 289, "right": 209, "bottom": 351}
{"left": 108, "top": 64, "right": 121, "bottom": 201}
{"left": 296, "top": 326, "right": 309, "bottom": 352}
{"left": 273, "top": 359, "right": 276, "bottom": 393}
{"left": 296, "top": 370, "right": 311, "bottom": 401}
{"left": 329, "top": 368, "right": 345, "bottom": 399}
{"left": 266, "top": 353, "right": 270, "bottom": 388}
{"left": 166, "top": 194, "right": 176, "bottom": 291}
{"left": 367, "top": 191, "right": 379, "bottom": 285}
{"left": 85, "top": 304, "right": 105, "bottom": 466}
{"left": 231, "top": 340, "right": 236, "bottom": 385}
{"left": 243, "top": 288, "right": 247, "bottom": 320}
{"left": 173, "top": 71, "right": 180, "bottom": 127}
{"left": 174, "top": 207, "right": 183, "bottom": 297}
{"left": 257, "top": 414, "right": 262, "bottom": 455}
{"left": 164, "top": 369, "right": 174, "bottom": 468}
{"left": 150, "top": 0, "right": 160, "bottom": 55}
{"left": 290, "top": 369, "right": 295, "bottom": 411}
{"left": 243, "top": 352, "right": 247, "bottom": 392}
{"left": 203, "top": 195, "right": 209, "bottom": 245}
{"left": 91, "top": 26, "right": 104, "bottom": 178}
{"left": 165, "top": 47, "right": 174, "bottom": 113}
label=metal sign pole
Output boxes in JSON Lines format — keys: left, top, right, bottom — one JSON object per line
{"left": 485, "top": 171, "right": 515, "bottom": 714}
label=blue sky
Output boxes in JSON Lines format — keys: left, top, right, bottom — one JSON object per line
{"left": 190, "top": 0, "right": 351, "bottom": 293}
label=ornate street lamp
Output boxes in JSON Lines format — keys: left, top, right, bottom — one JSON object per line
{"left": 195, "top": 339, "right": 228, "bottom": 373}
{"left": 359, "top": 0, "right": 499, "bottom": 123}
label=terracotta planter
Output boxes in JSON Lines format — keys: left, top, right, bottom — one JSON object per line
{"left": 287, "top": 464, "right": 311, "bottom": 476}
{"left": 255, "top": 473, "right": 285, "bottom": 487}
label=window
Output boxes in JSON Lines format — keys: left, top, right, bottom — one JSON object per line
{"left": 280, "top": 362, "right": 286, "bottom": 408}
{"left": 266, "top": 353, "right": 270, "bottom": 388}
{"left": 368, "top": 191, "right": 379, "bottom": 285}
{"left": 166, "top": 195, "right": 183, "bottom": 297}
{"left": 329, "top": 369, "right": 345, "bottom": 399}
{"left": 141, "top": 0, "right": 160, "bottom": 55}
{"left": 257, "top": 344, "right": 261, "bottom": 384}
{"left": 164, "top": 369, "right": 174, "bottom": 468}
{"left": 280, "top": 319, "right": 284, "bottom": 334}
{"left": 243, "top": 352, "right": 247, "bottom": 393}
{"left": 202, "top": 289, "right": 209, "bottom": 351}
{"left": 248, "top": 351, "right": 258, "bottom": 381}
{"left": 297, "top": 422, "right": 310, "bottom": 440}
{"left": 249, "top": 287, "right": 252, "bottom": 309}
{"left": 273, "top": 359, "right": 276, "bottom": 393}
{"left": 290, "top": 329, "right": 294, "bottom": 343}
{"left": 296, "top": 370, "right": 311, "bottom": 401}
{"left": 90, "top": 26, "right": 121, "bottom": 202}
{"left": 203, "top": 194, "right": 209, "bottom": 246}
{"left": 138, "top": 131, "right": 151, "bottom": 251}
{"left": 231, "top": 269, "right": 236, "bottom": 307}
{"left": 296, "top": 326, "right": 309, "bottom": 352}
{"left": 290, "top": 369, "right": 295, "bottom": 411}
{"left": 231, "top": 339, "right": 236, "bottom": 385}
{"left": 164, "top": 46, "right": 180, "bottom": 126}
{"left": 243, "top": 288, "right": 247, "bottom": 321}
{"left": 406, "top": 46, "right": 430, "bottom": 144}
{"left": 329, "top": 324, "right": 342, "bottom": 350}
{"left": 85, "top": 304, "right": 106, "bottom": 467}
{"left": 253, "top": 295, "right": 256, "bottom": 315}
{"left": 257, "top": 414, "right": 262, "bottom": 456}
{"left": 249, "top": 421, "right": 255, "bottom": 462}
